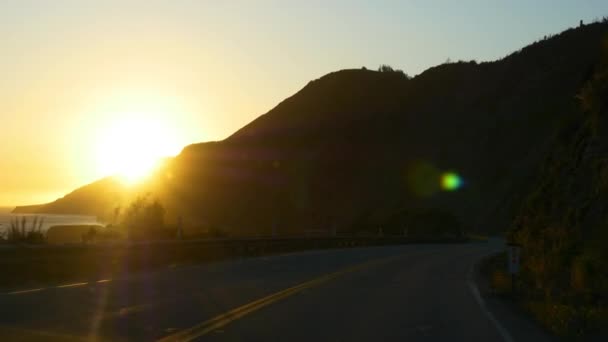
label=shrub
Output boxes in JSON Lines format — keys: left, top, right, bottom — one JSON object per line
{"left": 5, "top": 216, "right": 45, "bottom": 244}
{"left": 123, "top": 195, "right": 171, "bottom": 240}
{"left": 377, "top": 64, "right": 411, "bottom": 78}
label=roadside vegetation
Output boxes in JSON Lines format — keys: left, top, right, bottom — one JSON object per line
{"left": 119, "top": 194, "right": 173, "bottom": 240}
{"left": 0, "top": 196, "right": 469, "bottom": 290}
{"left": 0, "top": 216, "right": 45, "bottom": 244}
{"left": 352, "top": 208, "right": 465, "bottom": 238}
{"left": 500, "top": 47, "right": 608, "bottom": 339}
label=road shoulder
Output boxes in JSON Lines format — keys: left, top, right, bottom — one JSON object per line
{"left": 473, "top": 254, "right": 555, "bottom": 342}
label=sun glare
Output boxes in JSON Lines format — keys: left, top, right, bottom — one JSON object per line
{"left": 96, "top": 115, "right": 181, "bottom": 184}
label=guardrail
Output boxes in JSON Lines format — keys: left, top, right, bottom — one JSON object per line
{"left": 0, "top": 236, "right": 468, "bottom": 291}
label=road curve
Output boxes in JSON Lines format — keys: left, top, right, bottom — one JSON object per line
{"left": 0, "top": 240, "right": 538, "bottom": 341}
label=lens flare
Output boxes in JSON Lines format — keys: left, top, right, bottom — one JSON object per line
{"left": 406, "top": 161, "right": 441, "bottom": 197}
{"left": 441, "top": 172, "right": 462, "bottom": 191}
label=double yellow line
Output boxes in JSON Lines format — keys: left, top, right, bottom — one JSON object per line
{"left": 158, "top": 255, "right": 399, "bottom": 342}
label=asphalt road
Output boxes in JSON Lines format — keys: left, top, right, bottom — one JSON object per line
{"left": 0, "top": 240, "right": 547, "bottom": 341}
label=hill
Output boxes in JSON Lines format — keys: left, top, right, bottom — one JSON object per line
{"left": 508, "top": 35, "right": 608, "bottom": 337}
{"left": 13, "top": 177, "right": 129, "bottom": 219}
{"left": 15, "top": 21, "right": 608, "bottom": 238}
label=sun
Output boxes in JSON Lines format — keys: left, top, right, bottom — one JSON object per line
{"left": 96, "top": 115, "right": 181, "bottom": 184}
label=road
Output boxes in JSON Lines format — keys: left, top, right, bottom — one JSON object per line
{"left": 0, "top": 240, "right": 548, "bottom": 341}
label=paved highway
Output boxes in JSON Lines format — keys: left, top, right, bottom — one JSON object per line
{"left": 0, "top": 240, "right": 550, "bottom": 341}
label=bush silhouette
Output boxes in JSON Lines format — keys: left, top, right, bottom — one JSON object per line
{"left": 4, "top": 216, "right": 45, "bottom": 244}
{"left": 123, "top": 195, "right": 172, "bottom": 240}
{"left": 377, "top": 64, "right": 410, "bottom": 78}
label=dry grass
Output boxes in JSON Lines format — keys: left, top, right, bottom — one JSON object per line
{"left": 481, "top": 252, "right": 608, "bottom": 339}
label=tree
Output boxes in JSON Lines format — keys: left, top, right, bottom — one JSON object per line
{"left": 377, "top": 64, "right": 410, "bottom": 78}
{"left": 113, "top": 206, "right": 121, "bottom": 225}
{"left": 123, "top": 195, "right": 168, "bottom": 240}
{"left": 378, "top": 64, "right": 395, "bottom": 72}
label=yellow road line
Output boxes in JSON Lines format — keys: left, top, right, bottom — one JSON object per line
{"left": 158, "top": 255, "right": 399, "bottom": 342}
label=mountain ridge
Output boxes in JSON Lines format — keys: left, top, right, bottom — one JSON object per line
{"left": 15, "top": 21, "right": 608, "bottom": 237}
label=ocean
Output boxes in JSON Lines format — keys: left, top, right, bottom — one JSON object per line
{"left": 0, "top": 210, "right": 101, "bottom": 235}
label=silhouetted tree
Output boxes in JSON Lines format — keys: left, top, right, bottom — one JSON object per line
{"left": 82, "top": 226, "right": 98, "bottom": 243}
{"left": 378, "top": 64, "right": 395, "bottom": 72}
{"left": 123, "top": 195, "right": 168, "bottom": 240}
{"left": 113, "top": 206, "right": 121, "bottom": 225}
{"left": 377, "top": 64, "right": 410, "bottom": 78}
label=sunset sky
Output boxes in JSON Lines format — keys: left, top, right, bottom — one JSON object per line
{"left": 1, "top": 0, "right": 607, "bottom": 206}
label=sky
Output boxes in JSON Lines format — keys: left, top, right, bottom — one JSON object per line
{"left": 1, "top": 0, "right": 607, "bottom": 206}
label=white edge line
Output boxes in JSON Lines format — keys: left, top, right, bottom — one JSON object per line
{"left": 5, "top": 288, "right": 45, "bottom": 295}
{"left": 467, "top": 263, "right": 514, "bottom": 342}
{"left": 3, "top": 279, "right": 112, "bottom": 295}
{"left": 56, "top": 282, "right": 88, "bottom": 288}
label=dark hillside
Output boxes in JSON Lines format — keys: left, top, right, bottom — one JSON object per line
{"left": 509, "top": 40, "right": 608, "bottom": 337}
{"left": 16, "top": 22, "right": 608, "bottom": 239}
